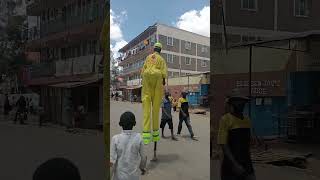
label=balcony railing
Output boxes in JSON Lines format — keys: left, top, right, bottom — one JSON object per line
{"left": 28, "top": 55, "right": 103, "bottom": 79}
{"left": 119, "top": 46, "right": 152, "bottom": 64}
{"left": 28, "top": 62, "right": 55, "bottom": 79}
{"left": 121, "top": 64, "right": 143, "bottom": 75}
{"left": 27, "top": 26, "right": 40, "bottom": 41}
{"left": 36, "top": 4, "right": 105, "bottom": 37}
{"left": 40, "top": 19, "right": 65, "bottom": 37}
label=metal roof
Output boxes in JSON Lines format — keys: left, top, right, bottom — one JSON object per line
{"left": 119, "top": 24, "right": 157, "bottom": 52}
{"left": 229, "top": 30, "right": 320, "bottom": 49}
{"left": 49, "top": 78, "right": 101, "bottom": 88}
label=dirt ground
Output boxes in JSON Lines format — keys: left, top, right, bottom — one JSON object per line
{"left": 211, "top": 141, "right": 320, "bottom": 180}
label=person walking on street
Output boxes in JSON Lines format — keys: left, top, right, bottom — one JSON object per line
{"left": 26, "top": 98, "right": 30, "bottom": 114}
{"left": 110, "top": 111, "right": 147, "bottom": 180}
{"left": 133, "top": 94, "right": 137, "bottom": 103}
{"left": 115, "top": 92, "right": 119, "bottom": 101}
{"left": 74, "top": 100, "right": 86, "bottom": 129}
{"left": 160, "top": 92, "right": 178, "bottom": 141}
{"left": 217, "top": 89, "right": 256, "bottom": 180}
{"left": 172, "top": 98, "right": 177, "bottom": 112}
{"left": 3, "top": 94, "right": 11, "bottom": 115}
{"left": 141, "top": 42, "right": 167, "bottom": 145}
{"left": 14, "top": 95, "right": 27, "bottom": 124}
{"left": 176, "top": 92, "right": 197, "bottom": 140}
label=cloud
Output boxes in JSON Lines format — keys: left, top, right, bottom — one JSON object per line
{"left": 110, "top": 40, "right": 128, "bottom": 59}
{"left": 110, "top": 10, "right": 128, "bottom": 59}
{"left": 175, "top": 6, "right": 210, "bottom": 37}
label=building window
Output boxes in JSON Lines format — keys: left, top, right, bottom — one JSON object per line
{"left": 241, "top": 0, "right": 257, "bottom": 10}
{"left": 294, "top": 0, "right": 309, "bottom": 17}
{"left": 167, "top": 36, "right": 173, "bottom": 46}
{"left": 241, "top": 35, "right": 256, "bottom": 43}
{"left": 264, "top": 98, "right": 272, "bottom": 105}
{"left": 241, "top": 35, "right": 249, "bottom": 43}
{"left": 201, "top": 60, "right": 207, "bottom": 67}
{"left": 256, "top": 98, "right": 263, "bottom": 105}
{"left": 185, "top": 57, "right": 191, "bottom": 65}
{"left": 167, "top": 54, "right": 173, "bottom": 63}
{"left": 185, "top": 41, "right": 191, "bottom": 50}
{"left": 201, "top": 46, "right": 208, "bottom": 53}
{"left": 168, "top": 71, "right": 174, "bottom": 78}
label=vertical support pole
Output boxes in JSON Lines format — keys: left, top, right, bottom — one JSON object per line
{"left": 101, "top": 2, "right": 110, "bottom": 179}
{"left": 221, "top": 0, "right": 228, "bottom": 54}
{"left": 249, "top": 45, "right": 252, "bottom": 119}
{"left": 188, "top": 74, "right": 190, "bottom": 92}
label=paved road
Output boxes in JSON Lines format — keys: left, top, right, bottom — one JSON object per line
{"left": 0, "top": 115, "right": 106, "bottom": 180}
{"left": 110, "top": 101, "right": 210, "bottom": 180}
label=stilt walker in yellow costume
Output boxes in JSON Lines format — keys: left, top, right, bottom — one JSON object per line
{"left": 141, "top": 42, "right": 167, "bottom": 152}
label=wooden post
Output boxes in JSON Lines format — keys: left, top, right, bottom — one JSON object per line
{"left": 249, "top": 45, "right": 252, "bottom": 118}
{"left": 100, "top": 2, "right": 110, "bottom": 179}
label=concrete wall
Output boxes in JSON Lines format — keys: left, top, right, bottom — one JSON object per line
{"left": 211, "top": 71, "right": 287, "bottom": 138}
{"left": 221, "top": 0, "right": 320, "bottom": 32}
{"left": 213, "top": 44, "right": 292, "bottom": 74}
{"left": 225, "top": 0, "right": 275, "bottom": 30}
{"left": 167, "top": 75, "right": 203, "bottom": 86}
{"left": 167, "top": 84, "right": 200, "bottom": 99}
{"left": 157, "top": 24, "right": 210, "bottom": 46}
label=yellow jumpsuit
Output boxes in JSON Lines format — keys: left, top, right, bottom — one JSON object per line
{"left": 141, "top": 52, "right": 167, "bottom": 145}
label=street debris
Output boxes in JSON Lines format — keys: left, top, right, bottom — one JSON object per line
{"left": 190, "top": 109, "right": 207, "bottom": 115}
{"left": 251, "top": 149, "right": 313, "bottom": 169}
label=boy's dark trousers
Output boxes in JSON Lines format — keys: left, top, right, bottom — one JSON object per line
{"left": 177, "top": 116, "right": 194, "bottom": 137}
{"left": 160, "top": 118, "right": 173, "bottom": 129}
{"left": 14, "top": 109, "right": 26, "bottom": 124}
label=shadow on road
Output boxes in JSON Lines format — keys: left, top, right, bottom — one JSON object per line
{"left": 148, "top": 154, "right": 180, "bottom": 170}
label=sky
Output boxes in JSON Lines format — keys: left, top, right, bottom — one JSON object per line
{"left": 110, "top": 0, "right": 210, "bottom": 58}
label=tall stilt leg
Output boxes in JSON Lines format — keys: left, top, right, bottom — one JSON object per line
{"left": 151, "top": 142, "right": 158, "bottom": 161}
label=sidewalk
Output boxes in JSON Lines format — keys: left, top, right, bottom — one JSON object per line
{"left": 0, "top": 113, "right": 101, "bottom": 136}
{"left": 0, "top": 114, "right": 105, "bottom": 180}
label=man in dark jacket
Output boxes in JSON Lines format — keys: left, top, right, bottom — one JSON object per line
{"left": 14, "top": 96, "right": 27, "bottom": 124}
{"left": 176, "top": 92, "right": 197, "bottom": 140}
{"left": 3, "top": 94, "right": 11, "bottom": 115}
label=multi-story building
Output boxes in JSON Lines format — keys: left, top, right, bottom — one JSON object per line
{"left": 211, "top": 0, "right": 320, "bottom": 139}
{"left": 0, "top": 0, "right": 27, "bottom": 30}
{"left": 117, "top": 23, "right": 210, "bottom": 99}
{"left": 25, "top": 0, "right": 107, "bottom": 129}
{"left": 212, "top": 0, "right": 320, "bottom": 47}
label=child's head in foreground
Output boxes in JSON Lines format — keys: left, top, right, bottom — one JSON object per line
{"left": 119, "top": 111, "right": 136, "bottom": 130}
{"left": 33, "top": 158, "right": 81, "bottom": 180}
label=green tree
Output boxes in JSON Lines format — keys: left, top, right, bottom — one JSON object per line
{"left": 0, "top": 14, "right": 29, "bottom": 93}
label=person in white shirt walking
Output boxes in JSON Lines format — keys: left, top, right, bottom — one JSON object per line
{"left": 110, "top": 111, "right": 147, "bottom": 180}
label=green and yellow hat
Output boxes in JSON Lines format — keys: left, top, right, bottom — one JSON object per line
{"left": 154, "top": 42, "right": 162, "bottom": 49}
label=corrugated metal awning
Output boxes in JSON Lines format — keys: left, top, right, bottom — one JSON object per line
{"left": 49, "top": 78, "right": 101, "bottom": 88}
{"left": 126, "top": 85, "right": 142, "bottom": 90}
